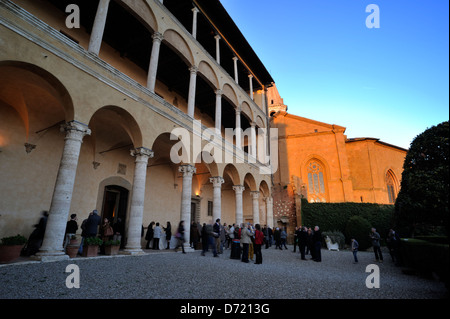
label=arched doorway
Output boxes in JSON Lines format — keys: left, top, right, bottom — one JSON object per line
{"left": 101, "top": 185, "right": 129, "bottom": 247}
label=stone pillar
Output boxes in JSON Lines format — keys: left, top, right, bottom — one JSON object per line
{"left": 179, "top": 164, "right": 196, "bottom": 251}
{"left": 215, "top": 89, "right": 222, "bottom": 133}
{"left": 250, "top": 122, "right": 257, "bottom": 157}
{"left": 36, "top": 121, "right": 91, "bottom": 261}
{"left": 232, "top": 185, "right": 245, "bottom": 225}
{"left": 192, "top": 7, "right": 199, "bottom": 39}
{"left": 146, "top": 32, "right": 163, "bottom": 93}
{"left": 232, "top": 56, "right": 239, "bottom": 84}
{"left": 235, "top": 108, "right": 241, "bottom": 150}
{"left": 187, "top": 66, "right": 198, "bottom": 118}
{"left": 251, "top": 191, "right": 260, "bottom": 225}
{"left": 88, "top": 0, "right": 110, "bottom": 55}
{"left": 123, "top": 147, "right": 153, "bottom": 254}
{"left": 265, "top": 196, "right": 274, "bottom": 228}
{"left": 210, "top": 176, "right": 224, "bottom": 222}
{"left": 248, "top": 74, "right": 254, "bottom": 100}
{"left": 214, "top": 35, "right": 221, "bottom": 64}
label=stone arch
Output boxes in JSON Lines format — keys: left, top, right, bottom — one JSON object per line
{"left": 301, "top": 156, "right": 330, "bottom": 203}
{"left": 385, "top": 168, "right": 399, "bottom": 204}
{"left": 163, "top": 29, "right": 194, "bottom": 66}
{"left": 255, "top": 115, "right": 265, "bottom": 128}
{"left": 243, "top": 172, "right": 257, "bottom": 192}
{"left": 117, "top": 0, "right": 158, "bottom": 32}
{"left": 198, "top": 60, "right": 219, "bottom": 90}
{"left": 223, "top": 164, "right": 241, "bottom": 185}
{"left": 88, "top": 105, "right": 143, "bottom": 148}
{"left": 259, "top": 179, "right": 270, "bottom": 197}
{"left": 241, "top": 101, "right": 253, "bottom": 123}
{"left": 222, "top": 83, "right": 239, "bottom": 108}
{"left": 0, "top": 61, "right": 74, "bottom": 139}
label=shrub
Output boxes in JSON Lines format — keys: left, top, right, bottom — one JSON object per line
{"left": 322, "top": 231, "right": 345, "bottom": 249}
{"left": 1, "top": 234, "right": 27, "bottom": 246}
{"left": 84, "top": 237, "right": 103, "bottom": 246}
{"left": 104, "top": 240, "right": 120, "bottom": 246}
{"left": 344, "top": 216, "right": 372, "bottom": 250}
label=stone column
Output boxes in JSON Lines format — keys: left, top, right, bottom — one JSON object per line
{"left": 36, "top": 121, "right": 91, "bottom": 261}
{"left": 214, "top": 35, "right": 221, "bottom": 64}
{"left": 215, "top": 89, "right": 222, "bottom": 133}
{"left": 251, "top": 191, "right": 260, "bottom": 225}
{"left": 235, "top": 108, "right": 242, "bottom": 150}
{"left": 265, "top": 196, "right": 274, "bottom": 228}
{"left": 146, "top": 32, "right": 163, "bottom": 93}
{"left": 179, "top": 164, "right": 196, "bottom": 251}
{"left": 232, "top": 56, "right": 239, "bottom": 84}
{"left": 248, "top": 74, "right": 254, "bottom": 100}
{"left": 123, "top": 147, "right": 153, "bottom": 254}
{"left": 250, "top": 122, "right": 257, "bottom": 157}
{"left": 88, "top": 0, "right": 110, "bottom": 55}
{"left": 232, "top": 185, "right": 245, "bottom": 225}
{"left": 187, "top": 66, "right": 198, "bottom": 118}
{"left": 210, "top": 176, "right": 224, "bottom": 222}
{"left": 191, "top": 7, "right": 199, "bottom": 39}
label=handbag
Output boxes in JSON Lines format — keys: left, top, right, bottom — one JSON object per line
{"left": 105, "top": 226, "right": 114, "bottom": 237}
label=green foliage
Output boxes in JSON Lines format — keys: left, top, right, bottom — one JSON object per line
{"left": 84, "top": 237, "right": 103, "bottom": 246}
{"left": 0, "top": 234, "right": 27, "bottom": 246}
{"left": 395, "top": 121, "right": 449, "bottom": 236}
{"left": 301, "top": 199, "right": 395, "bottom": 242}
{"left": 344, "top": 216, "right": 372, "bottom": 250}
{"left": 322, "top": 231, "right": 345, "bottom": 249}
{"left": 104, "top": 240, "right": 120, "bottom": 246}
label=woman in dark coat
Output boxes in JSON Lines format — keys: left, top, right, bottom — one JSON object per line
{"left": 174, "top": 221, "right": 186, "bottom": 253}
{"left": 163, "top": 221, "right": 172, "bottom": 249}
{"left": 145, "top": 221, "right": 155, "bottom": 249}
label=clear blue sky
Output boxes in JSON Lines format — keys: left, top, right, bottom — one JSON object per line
{"left": 220, "top": 0, "right": 449, "bottom": 149}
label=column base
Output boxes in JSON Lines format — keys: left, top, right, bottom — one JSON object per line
{"left": 32, "top": 251, "right": 69, "bottom": 262}
{"left": 120, "top": 248, "right": 146, "bottom": 256}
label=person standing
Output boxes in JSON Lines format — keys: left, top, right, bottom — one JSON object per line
{"left": 85, "top": 210, "right": 101, "bottom": 238}
{"left": 240, "top": 223, "right": 253, "bottom": 263}
{"left": 163, "top": 222, "right": 172, "bottom": 249}
{"left": 386, "top": 228, "right": 401, "bottom": 265}
{"left": 153, "top": 222, "right": 162, "bottom": 250}
{"left": 201, "top": 222, "right": 218, "bottom": 257}
{"left": 213, "top": 218, "right": 221, "bottom": 253}
{"left": 298, "top": 226, "right": 308, "bottom": 260}
{"left": 64, "top": 214, "right": 78, "bottom": 251}
{"left": 145, "top": 221, "right": 155, "bottom": 249}
{"left": 312, "top": 226, "right": 322, "bottom": 262}
{"left": 351, "top": 237, "right": 359, "bottom": 263}
{"left": 280, "top": 227, "right": 288, "bottom": 250}
{"left": 254, "top": 224, "right": 264, "bottom": 264}
{"left": 370, "top": 227, "right": 383, "bottom": 262}
{"left": 273, "top": 227, "right": 281, "bottom": 250}
{"left": 174, "top": 221, "right": 186, "bottom": 253}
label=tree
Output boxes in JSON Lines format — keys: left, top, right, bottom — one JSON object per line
{"left": 395, "top": 121, "right": 449, "bottom": 236}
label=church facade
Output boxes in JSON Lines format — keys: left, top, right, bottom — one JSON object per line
{"left": 0, "top": 0, "right": 275, "bottom": 259}
{"left": 267, "top": 85, "right": 407, "bottom": 228}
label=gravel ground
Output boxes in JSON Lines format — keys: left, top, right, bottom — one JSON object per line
{"left": 0, "top": 245, "right": 447, "bottom": 300}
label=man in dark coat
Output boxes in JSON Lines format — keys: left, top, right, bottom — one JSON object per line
{"left": 298, "top": 226, "right": 308, "bottom": 260}
{"left": 312, "top": 226, "right": 322, "bottom": 262}
{"left": 85, "top": 210, "right": 101, "bottom": 237}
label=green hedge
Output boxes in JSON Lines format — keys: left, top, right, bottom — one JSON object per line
{"left": 399, "top": 238, "right": 449, "bottom": 287}
{"left": 301, "top": 199, "right": 395, "bottom": 244}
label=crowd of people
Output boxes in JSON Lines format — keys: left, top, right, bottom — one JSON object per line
{"left": 20, "top": 209, "right": 402, "bottom": 267}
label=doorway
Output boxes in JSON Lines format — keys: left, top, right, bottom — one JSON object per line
{"left": 101, "top": 185, "right": 129, "bottom": 247}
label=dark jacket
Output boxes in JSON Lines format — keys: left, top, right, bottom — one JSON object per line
{"left": 85, "top": 213, "right": 101, "bottom": 236}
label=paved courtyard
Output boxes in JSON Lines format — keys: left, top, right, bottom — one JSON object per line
{"left": 1, "top": 245, "right": 447, "bottom": 301}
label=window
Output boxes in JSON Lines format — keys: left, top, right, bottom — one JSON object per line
{"left": 306, "top": 160, "right": 327, "bottom": 202}
{"left": 386, "top": 171, "right": 397, "bottom": 204}
{"left": 207, "top": 201, "right": 213, "bottom": 216}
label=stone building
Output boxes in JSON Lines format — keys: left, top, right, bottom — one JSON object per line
{"left": 268, "top": 84, "right": 407, "bottom": 232}
{"left": 0, "top": 0, "right": 276, "bottom": 260}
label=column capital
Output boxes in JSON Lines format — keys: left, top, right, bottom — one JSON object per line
{"left": 250, "top": 121, "right": 256, "bottom": 128}
{"left": 264, "top": 196, "right": 273, "bottom": 203}
{"left": 248, "top": 74, "right": 254, "bottom": 79}
{"left": 192, "top": 6, "right": 199, "bottom": 13}
{"left": 214, "top": 34, "right": 221, "bottom": 40}
{"left": 215, "top": 89, "right": 223, "bottom": 96}
{"left": 152, "top": 31, "right": 164, "bottom": 42}
{"left": 189, "top": 65, "right": 198, "bottom": 74}
{"left": 232, "top": 56, "right": 239, "bottom": 62}
{"left": 130, "top": 147, "right": 154, "bottom": 160}
{"left": 179, "top": 164, "right": 196, "bottom": 177}
{"left": 60, "top": 121, "right": 91, "bottom": 140}
{"left": 232, "top": 185, "right": 245, "bottom": 194}
{"left": 235, "top": 108, "right": 241, "bottom": 116}
{"left": 210, "top": 176, "right": 224, "bottom": 187}
{"left": 251, "top": 191, "right": 260, "bottom": 199}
